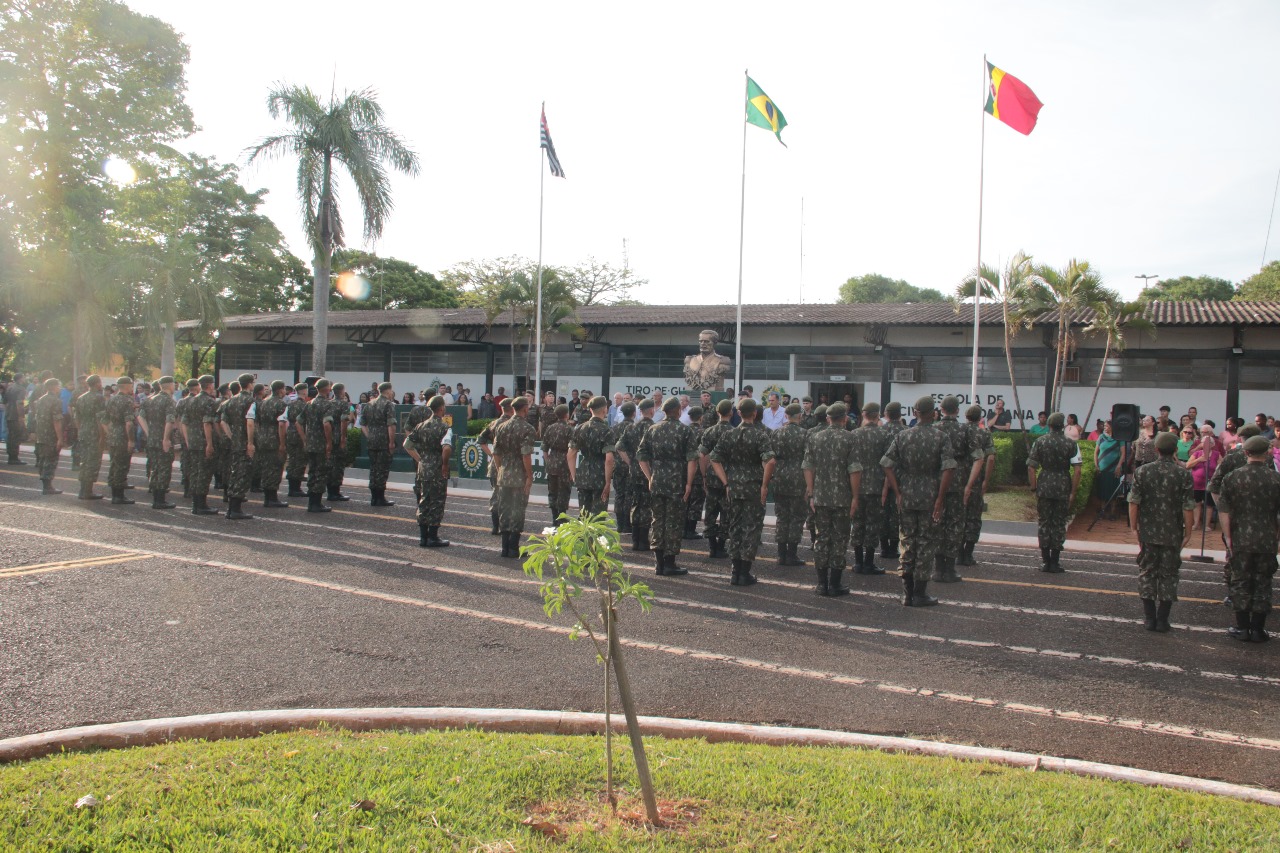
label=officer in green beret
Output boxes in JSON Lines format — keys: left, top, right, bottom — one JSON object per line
{"left": 709, "top": 397, "right": 777, "bottom": 586}
{"left": 180, "top": 375, "right": 221, "bottom": 514}
{"left": 543, "top": 403, "right": 575, "bottom": 525}
{"left": 300, "top": 378, "right": 335, "bottom": 513}
{"left": 1217, "top": 435, "right": 1280, "bottom": 642}
{"left": 569, "top": 396, "right": 615, "bottom": 519}
{"left": 216, "top": 373, "right": 257, "bottom": 519}
{"left": 284, "top": 382, "right": 311, "bottom": 497}
{"left": 803, "top": 401, "right": 856, "bottom": 595}
{"left": 32, "top": 377, "right": 64, "bottom": 495}
{"left": 362, "top": 381, "right": 398, "bottom": 507}
{"left": 73, "top": 374, "right": 107, "bottom": 500}
{"left": 138, "top": 376, "right": 179, "bottom": 509}
{"left": 958, "top": 403, "right": 998, "bottom": 566}
{"left": 492, "top": 395, "right": 538, "bottom": 558}
{"left": 698, "top": 398, "right": 735, "bottom": 557}
{"left": 849, "top": 401, "right": 891, "bottom": 574}
{"left": 619, "top": 398, "right": 658, "bottom": 551}
{"left": 684, "top": 405, "right": 707, "bottom": 539}
{"left": 249, "top": 379, "right": 290, "bottom": 508}
{"left": 933, "top": 395, "right": 984, "bottom": 584}
{"left": 1027, "top": 412, "right": 1081, "bottom": 573}
{"left": 608, "top": 401, "right": 636, "bottom": 532}
{"left": 404, "top": 395, "right": 453, "bottom": 547}
{"left": 770, "top": 402, "right": 809, "bottom": 567}
{"left": 637, "top": 397, "right": 698, "bottom": 575}
{"left": 880, "top": 401, "right": 907, "bottom": 558}
{"left": 1127, "top": 429, "right": 1194, "bottom": 632}
{"left": 326, "top": 383, "right": 351, "bottom": 502}
{"left": 173, "top": 378, "right": 199, "bottom": 498}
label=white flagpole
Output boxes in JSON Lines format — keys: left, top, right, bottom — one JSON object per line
{"left": 970, "top": 56, "right": 987, "bottom": 406}
{"left": 735, "top": 69, "right": 748, "bottom": 395}
{"left": 534, "top": 102, "right": 546, "bottom": 401}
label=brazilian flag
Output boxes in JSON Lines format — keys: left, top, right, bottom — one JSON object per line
{"left": 746, "top": 76, "right": 787, "bottom": 146}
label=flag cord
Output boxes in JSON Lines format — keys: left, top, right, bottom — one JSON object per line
{"left": 735, "top": 69, "right": 748, "bottom": 396}
{"left": 534, "top": 104, "right": 546, "bottom": 401}
{"left": 1263, "top": 162, "right": 1280, "bottom": 270}
{"left": 971, "top": 56, "right": 987, "bottom": 406}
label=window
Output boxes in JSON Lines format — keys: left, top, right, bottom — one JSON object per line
{"left": 219, "top": 346, "right": 297, "bottom": 371}
{"left": 743, "top": 354, "right": 790, "bottom": 381}
{"left": 1239, "top": 359, "right": 1280, "bottom": 391}
{"left": 1074, "top": 356, "right": 1226, "bottom": 389}
{"left": 392, "top": 349, "right": 487, "bottom": 374}
{"left": 794, "top": 354, "right": 880, "bottom": 381}
{"left": 610, "top": 351, "right": 687, "bottom": 376}
{"left": 326, "top": 346, "right": 385, "bottom": 372}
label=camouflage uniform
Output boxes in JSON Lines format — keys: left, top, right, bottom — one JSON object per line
{"left": 803, "top": 422, "right": 856, "bottom": 595}
{"left": 571, "top": 415, "right": 614, "bottom": 518}
{"left": 961, "top": 421, "right": 997, "bottom": 559}
{"left": 253, "top": 393, "right": 287, "bottom": 496}
{"left": 1217, "top": 458, "right": 1280, "bottom": 640}
{"left": 1027, "top": 429, "right": 1079, "bottom": 570}
{"left": 182, "top": 390, "right": 220, "bottom": 507}
{"left": 33, "top": 391, "right": 62, "bottom": 485}
{"left": 684, "top": 416, "right": 707, "bottom": 538}
{"left": 212, "top": 395, "right": 231, "bottom": 490}
{"left": 608, "top": 417, "right": 632, "bottom": 530}
{"left": 173, "top": 391, "right": 191, "bottom": 496}
{"left": 881, "top": 412, "right": 955, "bottom": 606}
{"left": 880, "top": 414, "right": 907, "bottom": 556}
{"left": 3, "top": 381, "right": 25, "bottom": 463}
{"left": 104, "top": 391, "right": 137, "bottom": 496}
{"left": 493, "top": 414, "right": 537, "bottom": 548}
{"left": 326, "top": 397, "right": 351, "bottom": 496}
{"left": 542, "top": 418, "right": 574, "bottom": 525}
{"left": 636, "top": 416, "right": 699, "bottom": 561}
{"left": 709, "top": 417, "right": 776, "bottom": 578}
{"left": 221, "top": 389, "right": 255, "bottom": 501}
{"left": 73, "top": 389, "right": 106, "bottom": 497}
{"left": 537, "top": 404, "right": 559, "bottom": 438}
{"left": 620, "top": 414, "right": 657, "bottom": 548}
{"left": 848, "top": 418, "right": 891, "bottom": 571}
{"left": 405, "top": 415, "right": 452, "bottom": 528}
{"left": 140, "top": 391, "right": 178, "bottom": 495}
{"left": 362, "top": 395, "right": 397, "bottom": 494}
{"left": 405, "top": 403, "right": 432, "bottom": 433}
{"left": 699, "top": 417, "right": 732, "bottom": 556}
{"left": 933, "top": 408, "right": 982, "bottom": 582}
{"left": 301, "top": 394, "right": 335, "bottom": 498}
{"left": 479, "top": 413, "right": 512, "bottom": 531}
{"left": 770, "top": 419, "right": 809, "bottom": 565}
{"left": 284, "top": 394, "right": 309, "bottom": 493}
{"left": 1128, "top": 453, "right": 1194, "bottom": 629}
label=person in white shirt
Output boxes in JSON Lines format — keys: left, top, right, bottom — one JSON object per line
{"left": 651, "top": 391, "right": 666, "bottom": 422}
{"left": 608, "top": 392, "right": 624, "bottom": 426}
{"left": 678, "top": 394, "right": 692, "bottom": 425}
{"left": 762, "top": 392, "right": 787, "bottom": 430}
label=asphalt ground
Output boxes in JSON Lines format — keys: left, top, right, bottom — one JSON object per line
{"left": 1, "top": 452, "right": 1277, "bottom": 791}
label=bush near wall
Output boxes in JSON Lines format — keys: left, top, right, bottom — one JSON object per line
{"left": 468, "top": 419, "right": 493, "bottom": 436}
{"left": 345, "top": 427, "right": 362, "bottom": 467}
{"left": 992, "top": 435, "right": 1097, "bottom": 517}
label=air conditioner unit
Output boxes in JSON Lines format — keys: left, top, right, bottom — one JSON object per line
{"left": 892, "top": 366, "right": 917, "bottom": 383}
{"left": 1062, "top": 366, "right": 1081, "bottom": 384}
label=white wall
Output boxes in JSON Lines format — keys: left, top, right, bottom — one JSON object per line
{"left": 389, "top": 373, "right": 487, "bottom": 400}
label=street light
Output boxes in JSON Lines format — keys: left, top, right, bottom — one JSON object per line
{"left": 1135, "top": 273, "right": 1160, "bottom": 290}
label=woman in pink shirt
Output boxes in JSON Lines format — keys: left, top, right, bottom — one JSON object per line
{"left": 1185, "top": 428, "right": 1220, "bottom": 531}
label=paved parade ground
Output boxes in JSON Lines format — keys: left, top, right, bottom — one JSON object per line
{"left": 1, "top": 453, "right": 1277, "bottom": 793}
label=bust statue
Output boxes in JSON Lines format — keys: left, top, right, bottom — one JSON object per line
{"left": 683, "top": 329, "right": 733, "bottom": 393}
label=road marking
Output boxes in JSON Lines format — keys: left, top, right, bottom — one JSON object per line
{"left": 960, "top": 576, "right": 1222, "bottom": 604}
{"left": 1, "top": 521, "right": 1276, "bottom": 755}
{"left": 0, "top": 553, "right": 149, "bottom": 578}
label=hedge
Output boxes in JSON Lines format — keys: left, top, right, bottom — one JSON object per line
{"left": 344, "top": 427, "right": 363, "bottom": 467}
{"left": 468, "top": 418, "right": 493, "bottom": 436}
{"left": 991, "top": 434, "right": 1096, "bottom": 516}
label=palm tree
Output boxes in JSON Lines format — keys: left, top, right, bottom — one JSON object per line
{"left": 245, "top": 85, "right": 419, "bottom": 376}
{"left": 1030, "top": 259, "right": 1108, "bottom": 412}
{"left": 1081, "top": 296, "right": 1155, "bottom": 428}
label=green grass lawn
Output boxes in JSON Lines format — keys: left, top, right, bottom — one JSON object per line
{"left": 983, "top": 486, "right": 1040, "bottom": 523}
{"left": 2, "top": 728, "right": 1275, "bottom": 851}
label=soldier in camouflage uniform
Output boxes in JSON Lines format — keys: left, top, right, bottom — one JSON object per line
{"left": 1027, "top": 413, "right": 1081, "bottom": 573}
{"left": 285, "top": 383, "right": 311, "bottom": 497}
{"left": 479, "top": 397, "right": 514, "bottom": 534}
{"left": 252, "top": 380, "right": 289, "bottom": 508}
{"left": 637, "top": 397, "right": 698, "bottom": 576}
{"left": 608, "top": 401, "right": 635, "bottom": 532}
{"left": 212, "top": 383, "right": 232, "bottom": 492}
{"left": 326, "top": 383, "right": 351, "bottom": 502}
{"left": 959, "top": 404, "right": 997, "bottom": 566}
{"left": 802, "top": 403, "right": 829, "bottom": 547}
{"left": 880, "top": 401, "right": 906, "bottom": 558}
{"left": 362, "top": 381, "right": 398, "bottom": 507}
{"left": 173, "top": 379, "right": 195, "bottom": 497}
{"left": 300, "top": 378, "right": 336, "bottom": 513}
{"left": 404, "top": 395, "right": 453, "bottom": 548}
{"left": 1127, "top": 430, "right": 1194, "bottom": 633}
{"left": 542, "top": 404, "right": 574, "bottom": 525}
{"left": 3, "top": 372, "right": 25, "bottom": 465}
{"left": 699, "top": 399, "right": 734, "bottom": 558}
{"left": 138, "top": 376, "right": 178, "bottom": 509}
{"left": 33, "top": 378, "right": 64, "bottom": 495}
{"left": 219, "top": 373, "right": 257, "bottom": 520}
{"left": 492, "top": 396, "right": 537, "bottom": 558}
{"left": 620, "top": 398, "right": 658, "bottom": 551}
{"left": 770, "top": 403, "right": 809, "bottom": 567}
{"left": 710, "top": 398, "right": 777, "bottom": 586}
{"left": 537, "top": 392, "right": 559, "bottom": 439}
{"left": 73, "top": 374, "right": 107, "bottom": 500}
{"left": 683, "top": 406, "right": 707, "bottom": 540}
{"left": 1208, "top": 423, "right": 1262, "bottom": 554}
{"left": 104, "top": 376, "right": 139, "bottom": 505}
{"left": 405, "top": 396, "right": 432, "bottom": 433}
{"left": 881, "top": 396, "right": 956, "bottom": 607}
{"left": 849, "top": 401, "right": 891, "bottom": 575}
{"left": 803, "top": 402, "right": 856, "bottom": 596}
{"left": 180, "top": 376, "right": 221, "bottom": 515}
{"left": 1218, "top": 435, "right": 1280, "bottom": 643}
{"left": 933, "top": 396, "right": 984, "bottom": 584}
{"left": 569, "top": 396, "right": 614, "bottom": 518}
{"left": 798, "top": 396, "right": 819, "bottom": 430}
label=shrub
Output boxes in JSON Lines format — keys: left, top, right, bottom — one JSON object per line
{"left": 467, "top": 418, "right": 493, "bottom": 436}
{"left": 345, "top": 426, "right": 363, "bottom": 466}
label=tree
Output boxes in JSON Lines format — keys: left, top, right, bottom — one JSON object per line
{"left": 1139, "top": 275, "right": 1234, "bottom": 302}
{"left": 1030, "top": 259, "right": 1108, "bottom": 412}
{"left": 327, "top": 249, "right": 459, "bottom": 310}
{"left": 246, "top": 85, "right": 420, "bottom": 376}
{"left": 1235, "top": 261, "right": 1280, "bottom": 301}
{"left": 445, "top": 256, "right": 530, "bottom": 388}
{"left": 562, "top": 257, "right": 646, "bottom": 306}
{"left": 839, "top": 273, "right": 945, "bottom": 304}
{"left": 1081, "top": 296, "right": 1156, "bottom": 428}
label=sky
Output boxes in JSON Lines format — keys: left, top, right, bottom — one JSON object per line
{"left": 127, "top": 0, "right": 1280, "bottom": 305}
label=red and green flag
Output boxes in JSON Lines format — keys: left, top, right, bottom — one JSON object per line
{"left": 985, "top": 61, "right": 1042, "bottom": 135}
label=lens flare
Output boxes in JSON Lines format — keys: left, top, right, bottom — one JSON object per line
{"left": 335, "top": 271, "right": 371, "bottom": 301}
{"left": 103, "top": 157, "right": 137, "bottom": 186}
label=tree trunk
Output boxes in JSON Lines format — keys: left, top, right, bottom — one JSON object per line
{"left": 1002, "top": 301, "right": 1028, "bottom": 433}
{"left": 160, "top": 323, "right": 176, "bottom": 378}
{"left": 607, "top": 611, "right": 661, "bottom": 826}
{"left": 509, "top": 303, "right": 517, "bottom": 393}
{"left": 1083, "top": 338, "right": 1111, "bottom": 429}
{"left": 312, "top": 250, "right": 330, "bottom": 377}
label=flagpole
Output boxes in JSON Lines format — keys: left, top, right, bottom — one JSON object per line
{"left": 534, "top": 103, "right": 546, "bottom": 401}
{"left": 735, "top": 69, "right": 748, "bottom": 396}
{"left": 970, "top": 56, "right": 987, "bottom": 407}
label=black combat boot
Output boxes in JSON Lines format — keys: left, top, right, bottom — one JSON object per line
{"left": 654, "top": 550, "right": 667, "bottom": 575}
{"left": 852, "top": 546, "right": 866, "bottom": 574}
{"left": 506, "top": 532, "right": 522, "bottom": 559}
{"left": 883, "top": 537, "right": 899, "bottom": 559}
{"left": 735, "top": 560, "right": 757, "bottom": 586}
{"left": 789, "top": 543, "right": 807, "bottom": 567}
{"left": 425, "top": 526, "right": 450, "bottom": 548}
{"left": 371, "top": 489, "right": 395, "bottom": 507}
{"left": 1039, "top": 547, "right": 1052, "bottom": 572}
{"left": 901, "top": 574, "right": 915, "bottom": 606}
{"left": 490, "top": 512, "right": 500, "bottom": 535}
{"left": 41, "top": 479, "right": 63, "bottom": 495}
{"left": 911, "top": 576, "right": 939, "bottom": 607}
{"left": 664, "top": 552, "right": 688, "bottom": 576}
{"left": 827, "top": 567, "right": 850, "bottom": 597}
{"left": 287, "top": 478, "right": 305, "bottom": 497}
{"left": 1141, "top": 598, "right": 1158, "bottom": 631}
{"left": 326, "top": 487, "right": 350, "bottom": 502}
{"left": 152, "top": 490, "right": 176, "bottom": 510}
{"left": 684, "top": 519, "right": 702, "bottom": 540}
{"left": 306, "top": 493, "right": 332, "bottom": 514}
{"left": 863, "top": 547, "right": 885, "bottom": 575}
{"left": 943, "top": 557, "right": 963, "bottom": 583}
{"left": 931, "top": 554, "right": 947, "bottom": 582}
{"left": 192, "top": 495, "right": 219, "bottom": 515}
{"left": 1228, "top": 610, "right": 1251, "bottom": 641}
{"left": 813, "top": 564, "right": 829, "bottom": 596}
{"left": 707, "top": 537, "right": 722, "bottom": 559}
{"left": 1047, "top": 550, "right": 1064, "bottom": 574}
{"left": 776, "top": 543, "right": 789, "bottom": 567}
{"left": 110, "top": 487, "right": 134, "bottom": 505}
{"left": 263, "top": 490, "right": 288, "bottom": 508}
{"left": 1155, "top": 601, "right": 1173, "bottom": 633}
{"left": 1250, "top": 612, "right": 1269, "bottom": 643}
{"left": 78, "top": 485, "right": 103, "bottom": 500}
{"left": 633, "top": 528, "right": 651, "bottom": 552}
{"left": 225, "top": 498, "right": 254, "bottom": 520}
{"left": 419, "top": 524, "right": 431, "bottom": 547}
{"left": 958, "top": 542, "right": 976, "bottom": 567}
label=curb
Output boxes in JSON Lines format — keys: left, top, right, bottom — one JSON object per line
{"left": 1, "top": 707, "right": 1275, "bottom": 807}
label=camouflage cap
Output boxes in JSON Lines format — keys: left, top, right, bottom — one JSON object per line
{"left": 965, "top": 404, "right": 984, "bottom": 421}
{"left": 1244, "top": 435, "right": 1271, "bottom": 455}
{"left": 737, "top": 397, "right": 758, "bottom": 415}
{"left": 801, "top": 396, "right": 812, "bottom": 403}
{"left": 44, "top": 377, "right": 61, "bottom": 389}
{"left": 814, "top": 404, "right": 828, "bottom": 418}
{"left": 861, "top": 401, "right": 881, "bottom": 416}
{"left": 270, "top": 380, "right": 287, "bottom": 391}
{"left": 228, "top": 382, "right": 240, "bottom": 394}
{"left": 589, "top": 395, "right": 609, "bottom": 411}
{"left": 1239, "top": 424, "right": 1261, "bottom": 439}
{"left": 785, "top": 403, "right": 803, "bottom": 416}
{"left": 314, "top": 378, "right": 331, "bottom": 390}
{"left": 662, "top": 397, "right": 682, "bottom": 413}
{"left": 332, "top": 382, "right": 345, "bottom": 393}
{"left": 621, "top": 401, "right": 637, "bottom": 415}
{"left": 827, "top": 401, "right": 848, "bottom": 419}
{"left": 237, "top": 372, "right": 256, "bottom": 387}
{"left": 428, "top": 395, "right": 446, "bottom": 409}
{"left": 940, "top": 395, "right": 960, "bottom": 414}
{"left": 253, "top": 383, "right": 266, "bottom": 396}
{"left": 378, "top": 381, "right": 393, "bottom": 392}
{"left": 885, "top": 401, "right": 902, "bottom": 417}
{"left": 715, "top": 399, "right": 733, "bottom": 415}
{"left": 87, "top": 374, "right": 102, "bottom": 386}
{"left": 117, "top": 376, "right": 133, "bottom": 386}
{"left": 186, "top": 378, "right": 200, "bottom": 389}
{"left": 512, "top": 396, "right": 529, "bottom": 410}
{"left": 1154, "top": 432, "right": 1179, "bottom": 454}
{"left": 638, "top": 398, "right": 655, "bottom": 411}
{"left": 158, "top": 375, "right": 175, "bottom": 386}
{"left": 914, "top": 396, "right": 936, "bottom": 414}
{"left": 688, "top": 406, "right": 704, "bottom": 419}
{"left": 293, "top": 382, "right": 309, "bottom": 393}
{"left": 554, "top": 404, "right": 570, "bottom": 417}
{"left": 499, "top": 396, "right": 514, "bottom": 410}
{"left": 1047, "top": 412, "right": 1066, "bottom": 429}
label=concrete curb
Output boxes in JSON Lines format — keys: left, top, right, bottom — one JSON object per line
{"left": 1, "top": 708, "right": 1275, "bottom": 807}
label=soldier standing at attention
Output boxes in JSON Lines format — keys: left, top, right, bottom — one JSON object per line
{"left": 326, "top": 383, "right": 351, "bottom": 502}
{"left": 568, "top": 396, "right": 614, "bottom": 518}
{"left": 1127, "top": 430, "right": 1194, "bottom": 632}
{"left": 73, "top": 374, "right": 106, "bottom": 500}
{"left": 3, "top": 372, "right": 25, "bottom": 465}
{"left": 542, "top": 404, "right": 574, "bottom": 525}
{"left": 802, "top": 403, "right": 829, "bottom": 547}
{"left": 33, "top": 377, "right": 64, "bottom": 495}
{"left": 608, "top": 401, "right": 635, "bottom": 532}
{"left": 219, "top": 373, "right": 257, "bottom": 520}
{"left": 1217, "top": 435, "right": 1280, "bottom": 642}
{"left": 479, "top": 396, "right": 514, "bottom": 534}
{"left": 849, "top": 402, "right": 891, "bottom": 575}
{"left": 770, "top": 402, "right": 809, "bottom": 567}
{"left": 622, "top": 398, "right": 658, "bottom": 551}
{"left": 699, "top": 398, "right": 734, "bottom": 559}
{"left": 404, "top": 395, "right": 452, "bottom": 548}
{"left": 492, "top": 396, "right": 537, "bottom": 559}
{"left": 362, "top": 382, "right": 398, "bottom": 507}
{"left": 173, "top": 379, "right": 195, "bottom": 498}
{"left": 138, "top": 376, "right": 178, "bottom": 509}
{"left": 959, "top": 404, "right": 997, "bottom": 566}
{"left": 104, "top": 376, "right": 138, "bottom": 505}
{"left": 881, "top": 396, "right": 955, "bottom": 607}
{"left": 252, "top": 380, "right": 290, "bottom": 509}
{"left": 637, "top": 397, "right": 698, "bottom": 576}
{"left": 799, "top": 396, "right": 819, "bottom": 430}
{"left": 301, "top": 378, "right": 335, "bottom": 514}
{"left": 1026, "top": 412, "right": 1081, "bottom": 573}
{"left": 285, "top": 383, "right": 311, "bottom": 497}
{"left": 537, "top": 391, "right": 559, "bottom": 440}
{"left": 684, "top": 406, "right": 707, "bottom": 540}
{"left": 181, "top": 376, "right": 220, "bottom": 515}
{"left": 880, "top": 401, "right": 907, "bottom": 559}
{"left": 212, "top": 383, "right": 232, "bottom": 493}
{"left": 1208, "top": 423, "right": 1262, "bottom": 510}
{"left": 405, "top": 394, "right": 431, "bottom": 433}
{"left": 933, "top": 396, "right": 984, "bottom": 584}
{"left": 803, "top": 401, "right": 857, "bottom": 595}
{"left": 710, "top": 398, "right": 777, "bottom": 587}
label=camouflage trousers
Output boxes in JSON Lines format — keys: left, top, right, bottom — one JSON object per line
{"left": 5, "top": 417, "right": 22, "bottom": 460}
{"left": 547, "top": 473, "right": 572, "bottom": 525}
{"left": 227, "top": 447, "right": 252, "bottom": 500}
{"left": 1036, "top": 497, "right": 1070, "bottom": 550}
{"left": 1226, "top": 551, "right": 1277, "bottom": 613}
{"left": 938, "top": 491, "right": 965, "bottom": 558}
{"left": 704, "top": 487, "right": 727, "bottom": 540}
{"left": 812, "top": 505, "right": 851, "bottom": 572}
{"left": 147, "top": 445, "right": 174, "bottom": 492}
{"left": 35, "top": 442, "right": 58, "bottom": 481}
{"left": 963, "top": 487, "right": 986, "bottom": 542}
{"left": 495, "top": 485, "right": 530, "bottom": 533}
{"left": 611, "top": 464, "right": 631, "bottom": 524}
{"left": 328, "top": 448, "right": 345, "bottom": 491}
{"left": 1136, "top": 542, "right": 1182, "bottom": 601}
{"left": 255, "top": 447, "right": 283, "bottom": 491}
{"left": 187, "top": 443, "right": 213, "bottom": 498}
{"left": 285, "top": 439, "right": 308, "bottom": 481}
{"left": 629, "top": 480, "right": 652, "bottom": 536}
{"left": 78, "top": 437, "right": 103, "bottom": 491}
{"left": 650, "top": 493, "right": 687, "bottom": 554}
{"left": 898, "top": 507, "right": 944, "bottom": 579}
{"left": 213, "top": 436, "right": 229, "bottom": 486}
{"left": 726, "top": 493, "right": 766, "bottom": 562}
{"left": 107, "top": 442, "right": 131, "bottom": 491}
{"left": 686, "top": 480, "right": 706, "bottom": 530}
{"left": 882, "top": 495, "right": 900, "bottom": 545}
{"left": 578, "top": 487, "right": 606, "bottom": 518}
{"left": 488, "top": 470, "right": 500, "bottom": 513}
{"left": 367, "top": 448, "right": 392, "bottom": 491}
{"left": 307, "top": 451, "right": 330, "bottom": 495}
{"left": 851, "top": 493, "right": 886, "bottom": 551}
{"left": 774, "top": 492, "right": 807, "bottom": 547}
{"left": 415, "top": 473, "right": 448, "bottom": 526}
